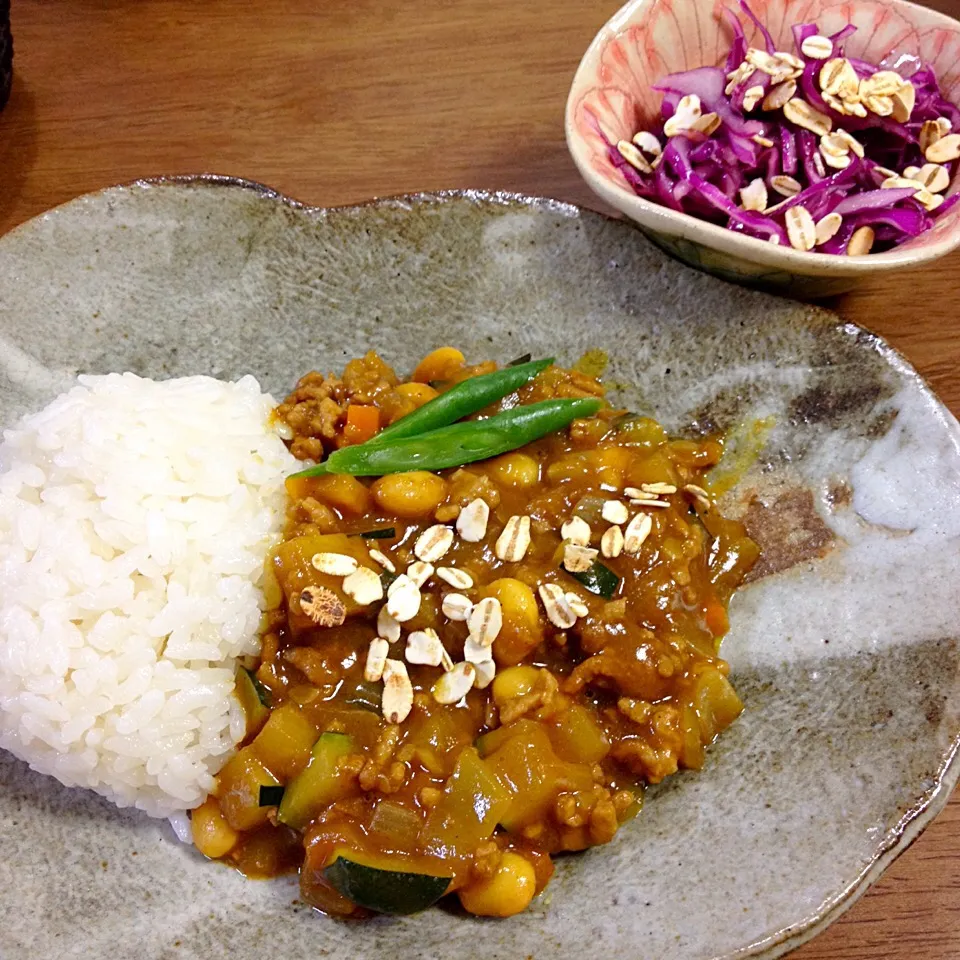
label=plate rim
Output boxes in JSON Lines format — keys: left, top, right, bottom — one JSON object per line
{"left": 4, "top": 173, "right": 589, "bottom": 237}
{"left": 1, "top": 173, "right": 958, "bottom": 960}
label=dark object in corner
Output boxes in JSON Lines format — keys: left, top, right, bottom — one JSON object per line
{"left": 0, "top": 0, "right": 11, "bottom": 111}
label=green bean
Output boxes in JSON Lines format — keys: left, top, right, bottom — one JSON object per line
{"left": 292, "top": 397, "right": 603, "bottom": 477}
{"left": 370, "top": 357, "right": 554, "bottom": 444}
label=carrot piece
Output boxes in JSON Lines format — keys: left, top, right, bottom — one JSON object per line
{"left": 342, "top": 404, "right": 381, "bottom": 445}
{"left": 704, "top": 598, "right": 729, "bottom": 637}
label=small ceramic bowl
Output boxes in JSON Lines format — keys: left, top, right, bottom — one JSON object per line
{"left": 565, "top": 0, "right": 960, "bottom": 296}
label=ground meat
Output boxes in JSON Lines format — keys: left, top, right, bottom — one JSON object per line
{"left": 564, "top": 633, "right": 676, "bottom": 701}
{"left": 283, "top": 370, "right": 343, "bottom": 405}
{"left": 393, "top": 741, "right": 442, "bottom": 778}
{"left": 277, "top": 353, "right": 400, "bottom": 459}
{"left": 588, "top": 794, "right": 618, "bottom": 845}
{"left": 569, "top": 417, "right": 609, "bottom": 445}
{"left": 517, "top": 366, "right": 606, "bottom": 403}
{"left": 444, "top": 469, "right": 502, "bottom": 510}
{"left": 338, "top": 754, "right": 367, "bottom": 780}
{"left": 277, "top": 372, "right": 345, "bottom": 456}
{"left": 471, "top": 840, "right": 503, "bottom": 881}
{"left": 358, "top": 724, "right": 406, "bottom": 793}
{"left": 555, "top": 792, "right": 589, "bottom": 828}
{"left": 498, "top": 669, "right": 565, "bottom": 725}
{"left": 611, "top": 740, "right": 679, "bottom": 783}
{"left": 341, "top": 351, "right": 399, "bottom": 404}
{"left": 292, "top": 496, "right": 340, "bottom": 532}
{"left": 283, "top": 647, "right": 338, "bottom": 688}
{"left": 610, "top": 704, "right": 684, "bottom": 784}
{"left": 555, "top": 786, "right": 619, "bottom": 846}
{"left": 290, "top": 435, "right": 325, "bottom": 462}
{"left": 617, "top": 697, "right": 653, "bottom": 726}
{"left": 418, "top": 786, "right": 443, "bottom": 809}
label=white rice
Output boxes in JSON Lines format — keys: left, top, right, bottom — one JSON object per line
{"left": 0, "top": 372, "right": 297, "bottom": 817}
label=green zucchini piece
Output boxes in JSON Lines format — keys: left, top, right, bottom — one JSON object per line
{"left": 565, "top": 560, "right": 619, "bottom": 599}
{"left": 341, "top": 679, "right": 382, "bottom": 713}
{"left": 354, "top": 527, "right": 396, "bottom": 540}
{"left": 379, "top": 568, "right": 399, "bottom": 591}
{"left": 235, "top": 667, "right": 271, "bottom": 737}
{"left": 323, "top": 856, "right": 450, "bottom": 915}
{"left": 277, "top": 732, "right": 353, "bottom": 830}
{"left": 249, "top": 671, "right": 272, "bottom": 707}
{"left": 258, "top": 785, "right": 284, "bottom": 807}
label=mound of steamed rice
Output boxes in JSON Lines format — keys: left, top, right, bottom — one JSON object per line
{"left": 0, "top": 373, "right": 297, "bottom": 818}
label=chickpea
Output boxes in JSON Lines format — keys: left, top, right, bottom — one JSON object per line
{"left": 617, "top": 416, "right": 667, "bottom": 448}
{"left": 191, "top": 795, "right": 239, "bottom": 859}
{"left": 458, "top": 850, "right": 537, "bottom": 917}
{"left": 395, "top": 381, "right": 439, "bottom": 408}
{"left": 371, "top": 471, "right": 447, "bottom": 518}
{"left": 626, "top": 450, "right": 679, "bottom": 488}
{"left": 412, "top": 347, "right": 466, "bottom": 383}
{"left": 378, "top": 391, "right": 416, "bottom": 426}
{"left": 488, "top": 453, "right": 539, "bottom": 489}
{"left": 492, "top": 664, "right": 541, "bottom": 706}
{"left": 481, "top": 579, "right": 543, "bottom": 666}
{"left": 588, "top": 446, "right": 633, "bottom": 490}
{"left": 669, "top": 439, "right": 722, "bottom": 467}
{"left": 545, "top": 452, "right": 591, "bottom": 485}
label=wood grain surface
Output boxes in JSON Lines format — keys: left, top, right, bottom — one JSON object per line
{"left": 2, "top": 2, "right": 959, "bottom": 957}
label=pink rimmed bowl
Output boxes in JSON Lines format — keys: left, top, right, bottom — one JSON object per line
{"left": 565, "top": 0, "right": 960, "bottom": 296}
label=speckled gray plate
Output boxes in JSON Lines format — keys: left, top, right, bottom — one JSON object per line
{"left": 1, "top": 178, "right": 960, "bottom": 960}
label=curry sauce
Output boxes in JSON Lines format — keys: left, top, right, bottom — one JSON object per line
{"left": 191, "top": 348, "right": 759, "bottom": 919}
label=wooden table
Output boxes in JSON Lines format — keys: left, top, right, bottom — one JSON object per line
{"left": 2, "top": 1, "right": 958, "bottom": 956}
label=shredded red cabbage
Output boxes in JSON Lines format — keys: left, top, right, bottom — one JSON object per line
{"left": 614, "top": 2, "right": 959, "bottom": 255}
{"left": 829, "top": 24, "right": 858, "bottom": 48}
{"left": 723, "top": 8, "right": 748, "bottom": 73}
{"left": 739, "top": 0, "right": 775, "bottom": 54}
{"left": 831, "top": 187, "right": 916, "bottom": 216}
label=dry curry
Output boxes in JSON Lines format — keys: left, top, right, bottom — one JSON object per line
{"left": 190, "top": 348, "right": 759, "bottom": 918}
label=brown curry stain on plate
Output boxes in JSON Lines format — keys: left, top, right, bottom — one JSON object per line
{"left": 826, "top": 478, "right": 854, "bottom": 509}
{"left": 740, "top": 486, "right": 836, "bottom": 582}
{"left": 0, "top": 178, "right": 958, "bottom": 960}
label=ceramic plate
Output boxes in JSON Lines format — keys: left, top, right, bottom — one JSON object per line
{"left": 1, "top": 179, "right": 959, "bottom": 960}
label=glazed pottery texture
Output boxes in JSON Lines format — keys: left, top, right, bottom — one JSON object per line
{"left": 566, "top": 0, "right": 960, "bottom": 296}
{"left": 1, "top": 180, "right": 959, "bottom": 960}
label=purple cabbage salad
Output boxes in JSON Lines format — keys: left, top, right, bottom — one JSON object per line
{"left": 612, "top": 0, "right": 960, "bottom": 255}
